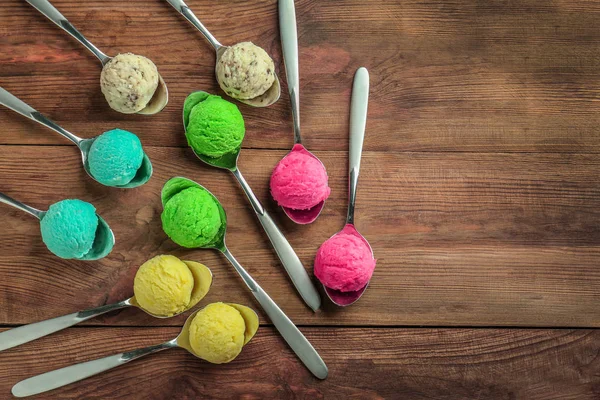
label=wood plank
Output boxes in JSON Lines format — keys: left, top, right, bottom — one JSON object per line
{"left": 1, "top": 146, "right": 599, "bottom": 327}
{"left": 2, "top": 0, "right": 600, "bottom": 151}
{"left": 0, "top": 327, "right": 598, "bottom": 399}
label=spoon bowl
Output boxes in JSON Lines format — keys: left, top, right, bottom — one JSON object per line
{"left": 279, "top": 144, "right": 328, "bottom": 225}
{"left": 26, "top": 0, "right": 168, "bottom": 115}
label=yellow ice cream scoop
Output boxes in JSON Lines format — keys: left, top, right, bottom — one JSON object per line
{"left": 133, "top": 255, "right": 212, "bottom": 317}
{"left": 186, "top": 302, "right": 259, "bottom": 364}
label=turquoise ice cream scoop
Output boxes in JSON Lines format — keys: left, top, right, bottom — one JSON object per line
{"left": 88, "top": 129, "right": 146, "bottom": 187}
{"left": 0, "top": 193, "right": 114, "bottom": 261}
{"left": 0, "top": 88, "right": 152, "bottom": 189}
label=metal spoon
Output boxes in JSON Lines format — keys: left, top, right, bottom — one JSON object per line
{"left": 277, "top": 0, "right": 328, "bottom": 224}
{"left": 11, "top": 302, "right": 255, "bottom": 398}
{"left": 0, "top": 87, "right": 153, "bottom": 188}
{"left": 166, "top": 0, "right": 280, "bottom": 107}
{"left": 161, "top": 177, "right": 328, "bottom": 379}
{"left": 181, "top": 93, "right": 321, "bottom": 311}
{"left": 0, "top": 260, "right": 211, "bottom": 353}
{"left": 323, "top": 67, "right": 374, "bottom": 307}
{"left": 25, "top": 0, "right": 168, "bottom": 115}
{"left": 0, "top": 192, "right": 114, "bottom": 261}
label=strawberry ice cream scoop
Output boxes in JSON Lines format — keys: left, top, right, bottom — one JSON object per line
{"left": 314, "top": 230, "right": 376, "bottom": 292}
{"left": 270, "top": 146, "right": 331, "bottom": 210}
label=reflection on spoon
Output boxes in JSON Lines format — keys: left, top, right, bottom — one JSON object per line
{"left": 272, "top": 0, "right": 330, "bottom": 224}
{"left": 0, "top": 193, "right": 114, "bottom": 261}
{"left": 166, "top": 0, "right": 280, "bottom": 107}
{"left": 315, "top": 67, "right": 375, "bottom": 307}
{"left": 0, "top": 255, "right": 212, "bottom": 353}
{"left": 11, "top": 302, "right": 256, "bottom": 398}
{"left": 0, "top": 88, "right": 153, "bottom": 188}
{"left": 160, "top": 177, "right": 328, "bottom": 379}
{"left": 25, "top": 0, "right": 168, "bottom": 115}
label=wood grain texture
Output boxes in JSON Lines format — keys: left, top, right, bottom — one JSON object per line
{"left": 1, "top": 327, "right": 599, "bottom": 399}
{"left": 1, "top": 0, "right": 600, "bottom": 151}
{"left": 1, "top": 146, "right": 599, "bottom": 327}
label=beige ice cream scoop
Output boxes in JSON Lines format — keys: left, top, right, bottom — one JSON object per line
{"left": 100, "top": 53, "right": 161, "bottom": 114}
{"left": 25, "top": 0, "right": 168, "bottom": 115}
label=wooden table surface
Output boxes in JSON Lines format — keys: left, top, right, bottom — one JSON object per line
{"left": 1, "top": 0, "right": 600, "bottom": 398}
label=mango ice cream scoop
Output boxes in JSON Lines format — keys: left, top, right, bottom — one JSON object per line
{"left": 12, "top": 303, "right": 259, "bottom": 397}
{"left": 0, "top": 255, "right": 212, "bottom": 353}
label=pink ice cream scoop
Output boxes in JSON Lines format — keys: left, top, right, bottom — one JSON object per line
{"left": 315, "top": 67, "right": 373, "bottom": 307}
{"left": 314, "top": 226, "right": 376, "bottom": 292}
{"left": 270, "top": 144, "right": 331, "bottom": 211}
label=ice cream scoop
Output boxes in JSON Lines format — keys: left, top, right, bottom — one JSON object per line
{"left": 273, "top": 0, "right": 330, "bottom": 224}
{"left": 160, "top": 177, "right": 328, "bottom": 379}
{"left": 166, "top": 0, "right": 280, "bottom": 107}
{"left": 25, "top": 0, "right": 168, "bottom": 115}
{"left": 0, "top": 193, "right": 114, "bottom": 261}
{"left": 11, "top": 302, "right": 255, "bottom": 398}
{"left": 0, "top": 88, "right": 152, "bottom": 188}
{"left": 0, "top": 255, "right": 212, "bottom": 353}
{"left": 182, "top": 92, "right": 321, "bottom": 312}
{"left": 315, "top": 67, "right": 375, "bottom": 307}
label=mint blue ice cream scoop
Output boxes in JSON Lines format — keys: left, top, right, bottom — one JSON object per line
{"left": 40, "top": 199, "right": 99, "bottom": 259}
{"left": 88, "top": 129, "right": 144, "bottom": 186}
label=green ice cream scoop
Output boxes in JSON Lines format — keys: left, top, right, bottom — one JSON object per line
{"left": 184, "top": 93, "right": 245, "bottom": 158}
{"left": 161, "top": 184, "right": 224, "bottom": 248}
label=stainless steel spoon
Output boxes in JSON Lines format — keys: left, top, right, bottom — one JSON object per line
{"left": 25, "top": 0, "right": 168, "bottom": 115}
{"left": 11, "top": 302, "right": 256, "bottom": 398}
{"left": 161, "top": 177, "right": 328, "bottom": 379}
{"left": 0, "top": 87, "right": 153, "bottom": 188}
{"left": 277, "top": 0, "right": 328, "bottom": 224}
{"left": 166, "top": 0, "right": 280, "bottom": 107}
{"left": 0, "top": 261, "right": 212, "bottom": 352}
{"left": 181, "top": 93, "right": 321, "bottom": 311}
{"left": 323, "top": 67, "right": 374, "bottom": 307}
{"left": 0, "top": 192, "right": 114, "bottom": 261}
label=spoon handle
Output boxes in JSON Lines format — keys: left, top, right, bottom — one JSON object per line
{"left": 0, "top": 87, "right": 82, "bottom": 145}
{"left": 222, "top": 248, "right": 328, "bottom": 380}
{"left": 0, "top": 300, "right": 131, "bottom": 352}
{"left": 165, "top": 0, "right": 222, "bottom": 51}
{"left": 24, "top": 0, "right": 110, "bottom": 64}
{"left": 278, "top": 0, "right": 301, "bottom": 144}
{"left": 347, "top": 67, "right": 370, "bottom": 225}
{"left": 230, "top": 168, "right": 321, "bottom": 312}
{"left": 11, "top": 340, "right": 175, "bottom": 398}
{"left": 0, "top": 191, "right": 44, "bottom": 220}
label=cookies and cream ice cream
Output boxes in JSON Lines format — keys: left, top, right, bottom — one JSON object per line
{"left": 183, "top": 93, "right": 245, "bottom": 158}
{"left": 40, "top": 199, "right": 99, "bottom": 259}
{"left": 188, "top": 302, "right": 258, "bottom": 364}
{"left": 88, "top": 129, "right": 144, "bottom": 186}
{"left": 100, "top": 53, "right": 159, "bottom": 114}
{"left": 216, "top": 42, "right": 275, "bottom": 100}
